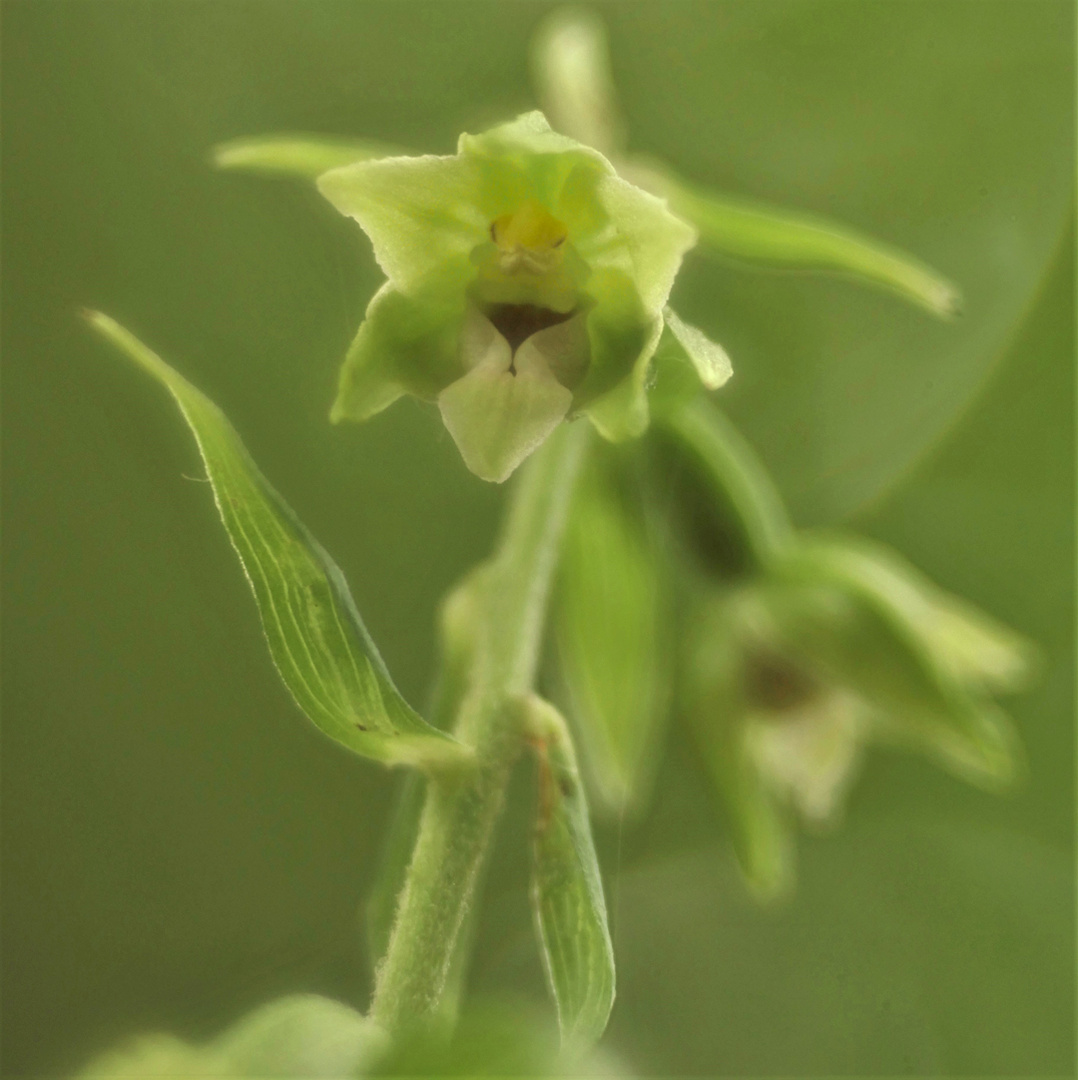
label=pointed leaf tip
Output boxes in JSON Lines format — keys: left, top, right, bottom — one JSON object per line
{"left": 86, "top": 313, "right": 467, "bottom": 770}
{"left": 630, "top": 162, "right": 963, "bottom": 318}
{"left": 212, "top": 133, "right": 407, "bottom": 180}
{"left": 526, "top": 697, "right": 615, "bottom": 1049}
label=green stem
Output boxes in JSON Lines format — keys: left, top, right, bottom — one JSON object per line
{"left": 370, "top": 422, "right": 588, "bottom": 1032}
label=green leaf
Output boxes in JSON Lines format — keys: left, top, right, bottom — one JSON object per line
{"left": 86, "top": 312, "right": 467, "bottom": 770}
{"left": 555, "top": 452, "right": 668, "bottom": 815}
{"left": 629, "top": 161, "right": 961, "bottom": 318}
{"left": 213, "top": 133, "right": 408, "bottom": 179}
{"left": 526, "top": 697, "right": 615, "bottom": 1049}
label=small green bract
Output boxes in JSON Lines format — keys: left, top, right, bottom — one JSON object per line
{"left": 318, "top": 111, "right": 699, "bottom": 482}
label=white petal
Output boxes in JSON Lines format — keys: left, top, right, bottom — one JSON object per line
{"left": 746, "top": 689, "right": 870, "bottom": 825}
{"left": 514, "top": 310, "right": 590, "bottom": 389}
{"left": 438, "top": 359, "right": 572, "bottom": 483}
{"left": 459, "top": 305, "right": 513, "bottom": 373}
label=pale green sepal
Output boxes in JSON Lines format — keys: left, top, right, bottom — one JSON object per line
{"left": 86, "top": 313, "right": 468, "bottom": 771}
{"left": 438, "top": 313, "right": 573, "bottom": 482}
{"left": 712, "top": 724, "right": 796, "bottom": 902}
{"left": 662, "top": 306, "right": 733, "bottom": 390}
{"left": 800, "top": 534, "right": 1035, "bottom": 694}
{"left": 582, "top": 365, "right": 649, "bottom": 442}
{"left": 580, "top": 302, "right": 662, "bottom": 443}
{"left": 531, "top": 8, "right": 626, "bottom": 158}
{"left": 555, "top": 453, "right": 669, "bottom": 815}
{"left": 458, "top": 110, "right": 608, "bottom": 175}
{"left": 792, "top": 536, "right": 1028, "bottom": 786}
{"left": 525, "top": 696, "right": 616, "bottom": 1050}
{"left": 684, "top": 600, "right": 794, "bottom": 900}
{"left": 318, "top": 154, "right": 487, "bottom": 294}
{"left": 331, "top": 286, "right": 405, "bottom": 423}
{"left": 628, "top": 160, "right": 961, "bottom": 318}
{"left": 331, "top": 283, "right": 465, "bottom": 423}
{"left": 213, "top": 133, "right": 407, "bottom": 179}
{"left": 458, "top": 111, "right": 614, "bottom": 241}
{"left": 764, "top": 548, "right": 1022, "bottom": 789}
{"left": 592, "top": 173, "right": 697, "bottom": 315}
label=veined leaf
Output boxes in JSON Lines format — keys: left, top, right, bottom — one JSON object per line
{"left": 213, "top": 133, "right": 407, "bottom": 179}
{"left": 527, "top": 697, "right": 615, "bottom": 1049}
{"left": 86, "top": 312, "right": 466, "bottom": 770}
{"left": 555, "top": 452, "right": 668, "bottom": 815}
{"left": 628, "top": 160, "right": 961, "bottom": 318}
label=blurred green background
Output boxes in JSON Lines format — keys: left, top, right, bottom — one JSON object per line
{"left": 2, "top": 1, "right": 1073, "bottom": 1075}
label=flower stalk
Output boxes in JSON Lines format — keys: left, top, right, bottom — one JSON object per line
{"left": 370, "top": 421, "right": 588, "bottom": 1032}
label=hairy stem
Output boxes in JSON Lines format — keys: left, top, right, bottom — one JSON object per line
{"left": 370, "top": 421, "right": 587, "bottom": 1032}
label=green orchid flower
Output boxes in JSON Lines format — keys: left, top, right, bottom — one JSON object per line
{"left": 685, "top": 534, "right": 1032, "bottom": 899}
{"left": 317, "top": 111, "right": 699, "bottom": 482}
{"left": 661, "top": 399, "right": 1032, "bottom": 898}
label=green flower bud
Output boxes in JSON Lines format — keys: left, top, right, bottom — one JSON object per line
{"left": 318, "top": 111, "right": 697, "bottom": 482}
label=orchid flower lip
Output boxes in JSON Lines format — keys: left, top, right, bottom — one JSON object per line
{"left": 487, "top": 303, "right": 575, "bottom": 357}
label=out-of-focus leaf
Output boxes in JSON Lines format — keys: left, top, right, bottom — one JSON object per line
{"left": 657, "top": 399, "right": 794, "bottom": 574}
{"left": 77, "top": 1035, "right": 210, "bottom": 1079}
{"left": 629, "top": 161, "right": 961, "bottom": 318}
{"left": 527, "top": 697, "right": 615, "bottom": 1049}
{"left": 212, "top": 995, "right": 385, "bottom": 1077}
{"left": 78, "top": 995, "right": 385, "bottom": 1078}
{"left": 530, "top": 7, "right": 626, "bottom": 159}
{"left": 555, "top": 453, "right": 668, "bottom": 814}
{"left": 86, "top": 312, "right": 467, "bottom": 770}
{"left": 213, "top": 134, "right": 407, "bottom": 179}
